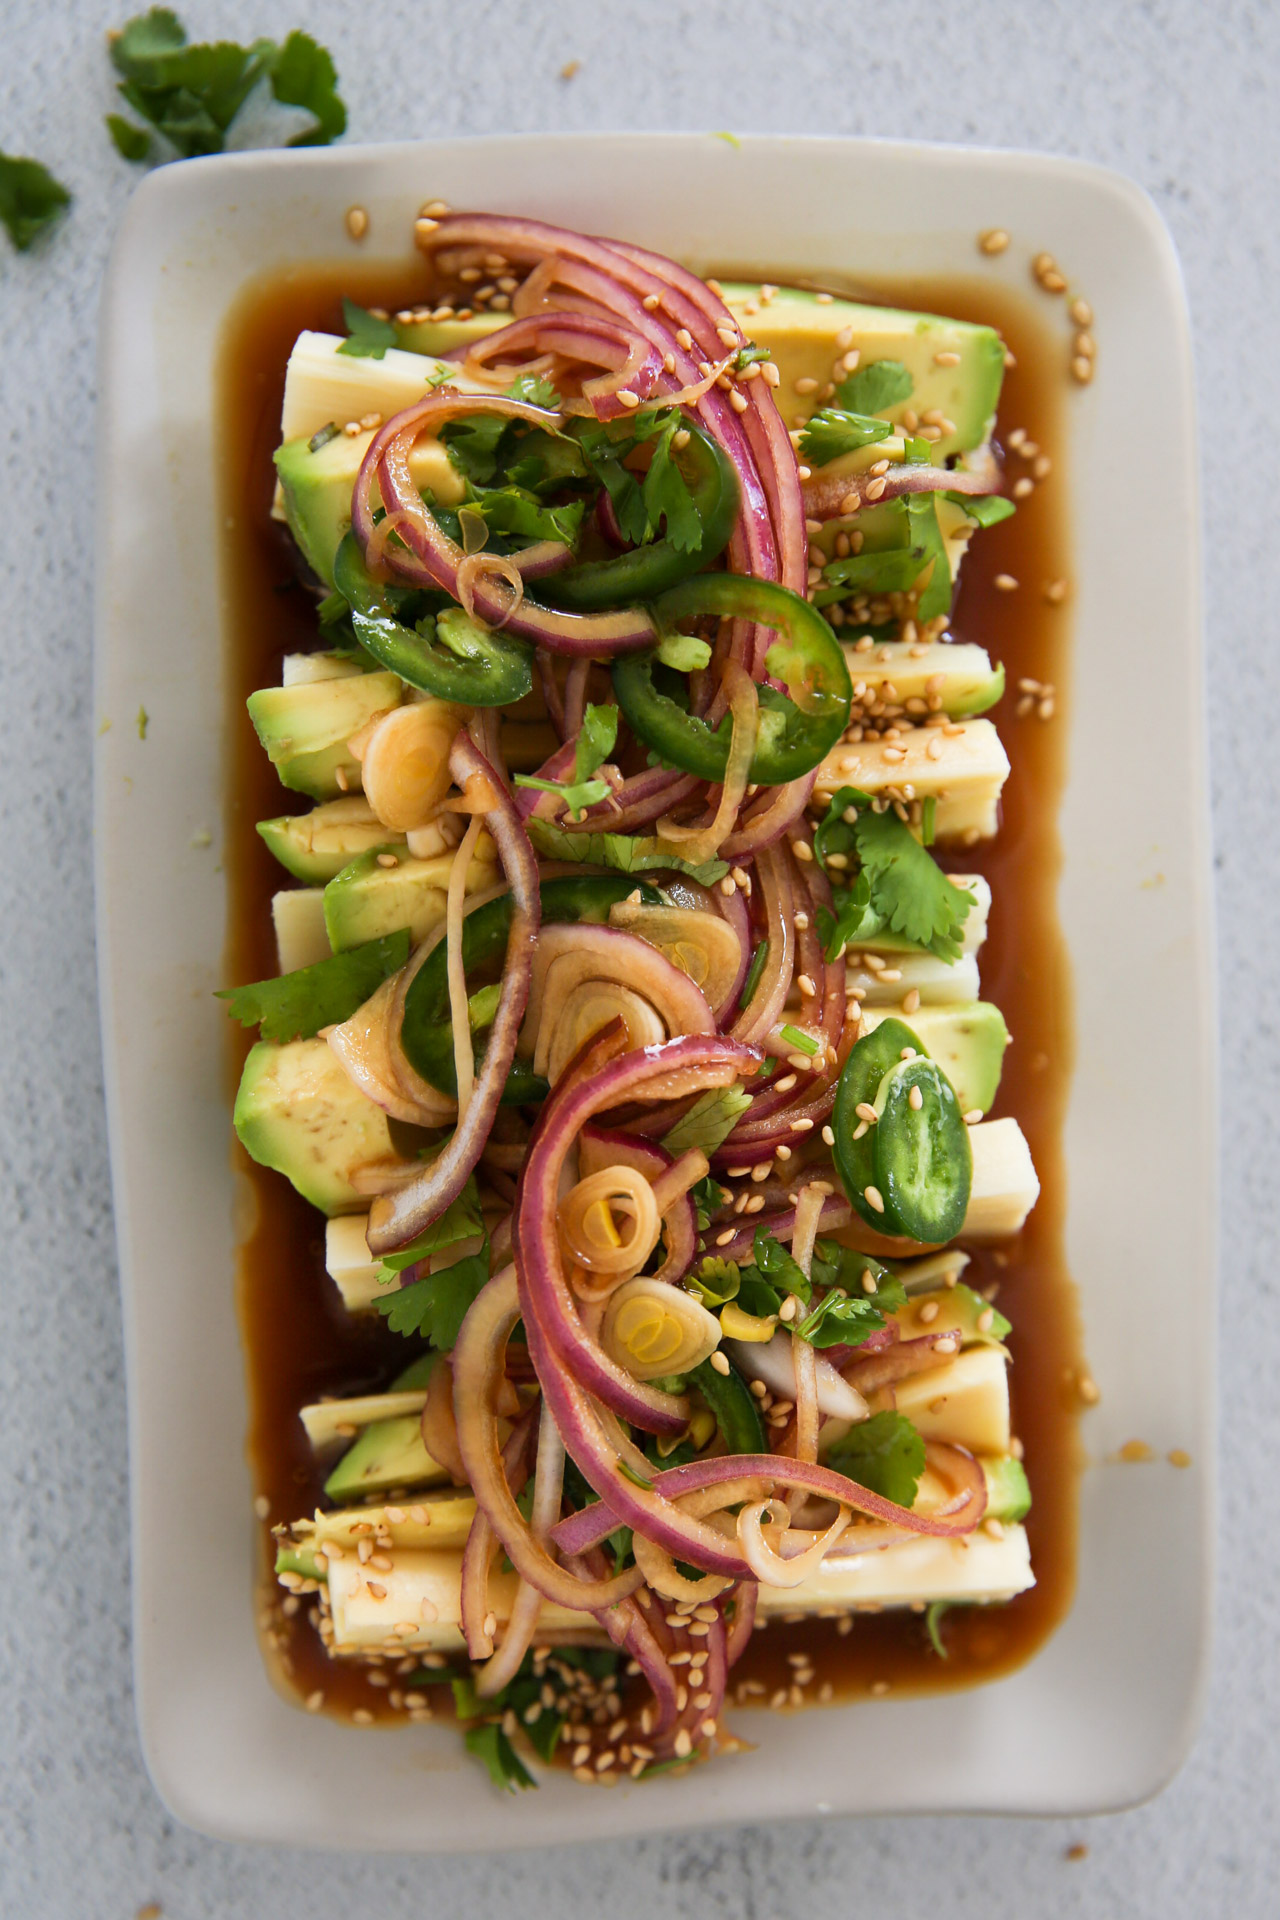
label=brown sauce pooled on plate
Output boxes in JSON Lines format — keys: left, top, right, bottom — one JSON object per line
{"left": 218, "top": 259, "right": 1084, "bottom": 1724}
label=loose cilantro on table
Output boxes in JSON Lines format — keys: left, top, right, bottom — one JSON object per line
{"left": 799, "top": 407, "right": 894, "bottom": 467}
{"left": 106, "top": 10, "right": 346, "bottom": 162}
{"left": 217, "top": 931, "right": 409, "bottom": 1042}
{"left": 837, "top": 357, "right": 913, "bottom": 415}
{"left": 515, "top": 702, "right": 618, "bottom": 819}
{"left": 826, "top": 1410, "right": 926, "bottom": 1508}
{"left": 335, "top": 297, "right": 396, "bottom": 360}
{"left": 813, "top": 786, "right": 974, "bottom": 963}
{"left": 0, "top": 154, "right": 71, "bottom": 251}
{"left": 661, "top": 1086, "right": 752, "bottom": 1157}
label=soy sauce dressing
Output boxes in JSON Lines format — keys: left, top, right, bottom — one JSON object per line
{"left": 219, "top": 260, "right": 1083, "bottom": 1724}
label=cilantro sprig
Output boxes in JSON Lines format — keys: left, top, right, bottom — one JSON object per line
{"left": 515, "top": 703, "right": 618, "bottom": 819}
{"left": 837, "top": 358, "right": 913, "bottom": 415}
{"left": 336, "top": 298, "right": 396, "bottom": 360}
{"left": 799, "top": 408, "right": 893, "bottom": 467}
{"left": 0, "top": 154, "right": 71, "bottom": 251}
{"left": 374, "top": 1184, "right": 490, "bottom": 1349}
{"left": 661, "top": 1085, "right": 753, "bottom": 1157}
{"left": 217, "top": 931, "right": 409, "bottom": 1042}
{"left": 813, "top": 786, "right": 974, "bottom": 962}
{"left": 576, "top": 408, "right": 703, "bottom": 553}
{"left": 106, "top": 10, "right": 346, "bottom": 163}
{"left": 826, "top": 1409, "right": 926, "bottom": 1507}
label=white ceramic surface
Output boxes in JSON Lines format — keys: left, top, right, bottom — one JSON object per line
{"left": 94, "top": 132, "right": 1212, "bottom": 1850}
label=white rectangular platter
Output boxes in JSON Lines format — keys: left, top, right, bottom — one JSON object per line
{"left": 94, "top": 132, "right": 1213, "bottom": 1848}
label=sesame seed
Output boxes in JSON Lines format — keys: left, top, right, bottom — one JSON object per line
{"left": 1078, "top": 1373, "right": 1101, "bottom": 1405}
{"left": 709, "top": 1351, "right": 731, "bottom": 1375}
{"left": 994, "top": 573, "right": 1019, "bottom": 592}
{"left": 729, "top": 389, "right": 749, "bottom": 413}
{"left": 870, "top": 1680, "right": 890, "bottom": 1696}
{"left": 864, "top": 1185, "right": 884, "bottom": 1213}
{"left": 791, "top": 1116, "right": 815, "bottom": 1132}
{"left": 963, "top": 1108, "right": 984, "bottom": 1125}
{"left": 482, "top": 1611, "right": 497, "bottom": 1637}
{"left": 1168, "top": 1448, "right": 1192, "bottom": 1468}
{"left": 775, "top": 1074, "right": 798, "bottom": 1092}
{"left": 979, "top": 228, "right": 1010, "bottom": 255}
{"left": 616, "top": 389, "right": 640, "bottom": 409}
{"left": 1071, "top": 355, "right": 1094, "bottom": 384}
{"left": 305, "top": 1689, "right": 325, "bottom": 1712}
{"left": 908, "top": 1085, "right": 924, "bottom": 1112}
{"left": 794, "top": 375, "right": 819, "bottom": 395}
{"left": 745, "top": 1195, "right": 765, "bottom": 1213}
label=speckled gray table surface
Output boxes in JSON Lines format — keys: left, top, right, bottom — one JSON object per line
{"left": 1, "top": 1, "right": 1275, "bottom": 1914}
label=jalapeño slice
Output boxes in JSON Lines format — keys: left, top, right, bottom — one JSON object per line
{"left": 870, "top": 1054, "right": 971, "bottom": 1244}
{"left": 832, "top": 1017, "right": 920, "bottom": 1231}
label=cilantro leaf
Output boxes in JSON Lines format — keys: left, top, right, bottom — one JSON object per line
{"left": 904, "top": 494, "right": 952, "bottom": 621}
{"left": 750, "top": 1225, "right": 810, "bottom": 1302}
{"left": 526, "top": 816, "right": 729, "bottom": 887}
{"left": 826, "top": 1410, "right": 926, "bottom": 1507}
{"left": 514, "top": 773, "right": 611, "bottom": 819}
{"left": 106, "top": 114, "right": 152, "bottom": 161}
{"left": 375, "top": 1181, "right": 483, "bottom": 1275}
{"left": 642, "top": 415, "right": 702, "bottom": 553}
{"left": 108, "top": 13, "right": 346, "bottom": 161}
{"left": 853, "top": 805, "right": 974, "bottom": 959}
{"left": 814, "top": 870, "right": 885, "bottom": 962}
{"left": 513, "top": 702, "right": 618, "bottom": 820}
{"left": 575, "top": 703, "right": 619, "bottom": 783}
{"left": 217, "top": 931, "right": 409, "bottom": 1042}
{"left": 508, "top": 372, "right": 561, "bottom": 409}
{"left": 794, "top": 1290, "right": 886, "bottom": 1348}
{"left": 377, "top": 1233, "right": 490, "bottom": 1347}
{"left": 947, "top": 491, "right": 1016, "bottom": 528}
{"left": 810, "top": 1241, "right": 907, "bottom": 1312}
{"left": 470, "top": 484, "right": 584, "bottom": 549}
{"left": 268, "top": 30, "right": 346, "bottom": 147}
{"left": 689, "top": 1174, "right": 729, "bottom": 1232}
{"left": 799, "top": 407, "right": 894, "bottom": 467}
{"left": 813, "top": 787, "right": 973, "bottom": 962}
{"left": 0, "top": 153, "right": 71, "bottom": 251}
{"left": 662, "top": 1086, "right": 753, "bottom": 1157}
{"left": 337, "top": 297, "right": 396, "bottom": 360}
{"left": 464, "top": 1723, "right": 535, "bottom": 1792}
{"left": 837, "top": 358, "right": 913, "bottom": 415}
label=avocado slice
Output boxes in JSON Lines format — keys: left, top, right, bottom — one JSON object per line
{"left": 246, "top": 670, "right": 402, "bottom": 800}
{"left": 258, "top": 797, "right": 408, "bottom": 883}
{"left": 323, "top": 842, "right": 498, "bottom": 953}
{"left": 233, "top": 1037, "right": 397, "bottom": 1215}
{"left": 323, "top": 1413, "right": 444, "bottom": 1502}
{"left": 722, "top": 282, "right": 1006, "bottom": 458}
{"left": 982, "top": 1455, "right": 1032, "bottom": 1524}
{"left": 275, "top": 432, "right": 467, "bottom": 589}
{"left": 860, "top": 1001, "right": 1009, "bottom": 1115}
{"left": 838, "top": 639, "right": 1004, "bottom": 719}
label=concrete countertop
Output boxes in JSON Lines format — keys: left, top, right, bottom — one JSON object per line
{"left": 1, "top": 2, "right": 1274, "bottom": 1914}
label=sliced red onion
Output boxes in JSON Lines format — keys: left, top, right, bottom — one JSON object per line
{"left": 474, "top": 1399, "right": 566, "bottom": 1696}
{"left": 710, "top": 876, "right": 752, "bottom": 1025}
{"left": 459, "top": 1403, "right": 536, "bottom": 1659}
{"left": 731, "top": 844, "right": 795, "bottom": 1046}
{"left": 720, "top": 772, "right": 817, "bottom": 859}
{"left": 708, "top": 1193, "right": 853, "bottom": 1265}
{"left": 367, "top": 733, "right": 540, "bottom": 1254}
{"left": 458, "top": 311, "right": 662, "bottom": 420}
{"left": 802, "top": 459, "right": 1002, "bottom": 521}
{"left": 724, "top": 1580, "right": 757, "bottom": 1667}
{"left": 352, "top": 390, "right": 657, "bottom": 656}
{"left": 514, "top": 1034, "right": 759, "bottom": 1436}
{"left": 842, "top": 1332, "right": 961, "bottom": 1394}
{"left": 452, "top": 1265, "right": 645, "bottom": 1613}
{"left": 549, "top": 1444, "right": 986, "bottom": 1567}
{"left": 578, "top": 1124, "right": 695, "bottom": 1286}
